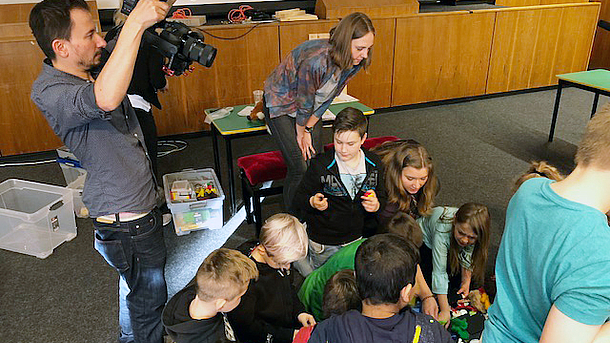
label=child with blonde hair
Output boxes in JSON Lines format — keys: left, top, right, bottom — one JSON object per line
{"left": 513, "top": 161, "right": 564, "bottom": 193}
{"left": 162, "top": 248, "right": 259, "bottom": 343}
{"left": 228, "top": 213, "right": 315, "bottom": 343}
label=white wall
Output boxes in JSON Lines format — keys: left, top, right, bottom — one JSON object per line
{"left": 0, "top": 0, "right": 281, "bottom": 9}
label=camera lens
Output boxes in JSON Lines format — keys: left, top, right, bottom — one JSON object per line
{"left": 184, "top": 37, "right": 217, "bottom": 68}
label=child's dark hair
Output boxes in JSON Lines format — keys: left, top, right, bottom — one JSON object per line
{"left": 385, "top": 211, "right": 424, "bottom": 248}
{"left": 333, "top": 107, "right": 367, "bottom": 138}
{"left": 322, "top": 269, "right": 361, "bottom": 318}
{"left": 355, "top": 233, "right": 419, "bottom": 305}
{"left": 29, "top": 0, "right": 90, "bottom": 60}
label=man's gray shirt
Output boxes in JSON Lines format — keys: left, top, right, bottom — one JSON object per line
{"left": 31, "top": 60, "right": 157, "bottom": 218}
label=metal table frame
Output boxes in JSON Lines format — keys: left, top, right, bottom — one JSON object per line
{"left": 549, "top": 71, "right": 610, "bottom": 142}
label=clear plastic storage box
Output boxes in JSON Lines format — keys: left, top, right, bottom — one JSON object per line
{"left": 57, "top": 146, "right": 89, "bottom": 218}
{"left": 163, "top": 169, "right": 224, "bottom": 235}
{"left": 0, "top": 179, "right": 77, "bottom": 258}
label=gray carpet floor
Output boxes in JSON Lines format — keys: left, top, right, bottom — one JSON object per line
{"left": 0, "top": 87, "right": 604, "bottom": 342}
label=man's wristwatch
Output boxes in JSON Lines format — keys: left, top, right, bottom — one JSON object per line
{"left": 304, "top": 126, "right": 313, "bottom": 134}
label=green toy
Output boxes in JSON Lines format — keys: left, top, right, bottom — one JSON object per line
{"left": 450, "top": 317, "right": 469, "bottom": 341}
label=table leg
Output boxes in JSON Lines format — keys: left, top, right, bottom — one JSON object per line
{"left": 225, "top": 137, "right": 236, "bottom": 215}
{"left": 549, "top": 82, "right": 563, "bottom": 142}
{"left": 211, "top": 125, "right": 222, "bottom": 185}
{"left": 591, "top": 92, "right": 600, "bottom": 119}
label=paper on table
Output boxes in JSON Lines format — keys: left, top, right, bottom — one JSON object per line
{"left": 321, "top": 109, "right": 335, "bottom": 121}
{"left": 237, "top": 106, "right": 254, "bottom": 117}
{"left": 331, "top": 93, "right": 359, "bottom": 104}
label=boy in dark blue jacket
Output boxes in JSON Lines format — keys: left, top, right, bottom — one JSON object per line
{"left": 292, "top": 107, "right": 386, "bottom": 276}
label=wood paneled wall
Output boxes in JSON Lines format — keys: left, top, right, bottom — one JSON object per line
{"left": 0, "top": 1, "right": 98, "bottom": 156}
{"left": 349, "top": 18, "right": 396, "bottom": 109}
{"left": 495, "top": 0, "right": 587, "bottom": 7}
{"left": 486, "top": 3, "right": 599, "bottom": 93}
{"left": 315, "top": 0, "right": 418, "bottom": 19}
{"left": 589, "top": 0, "right": 610, "bottom": 70}
{"left": 155, "top": 24, "right": 280, "bottom": 136}
{"left": 278, "top": 20, "right": 338, "bottom": 58}
{"left": 392, "top": 12, "right": 496, "bottom": 106}
{"left": 0, "top": 2, "right": 601, "bottom": 155}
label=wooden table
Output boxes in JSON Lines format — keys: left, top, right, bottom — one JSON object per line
{"left": 549, "top": 69, "right": 610, "bottom": 142}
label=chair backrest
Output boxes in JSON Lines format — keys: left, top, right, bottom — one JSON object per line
{"left": 323, "top": 135, "right": 400, "bottom": 152}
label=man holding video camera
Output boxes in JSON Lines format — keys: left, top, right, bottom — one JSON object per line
{"left": 29, "top": 0, "right": 170, "bottom": 342}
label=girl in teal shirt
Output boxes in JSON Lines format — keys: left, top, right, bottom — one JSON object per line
{"left": 417, "top": 203, "right": 491, "bottom": 326}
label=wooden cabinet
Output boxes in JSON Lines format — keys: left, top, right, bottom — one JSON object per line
{"left": 589, "top": 0, "right": 610, "bottom": 70}
{"left": 487, "top": 3, "right": 599, "bottom": 93}
{"left": 349, "top": 18, "right": 395, "bottom": 109}
{"left": 278, "top": 20, "right": 338, "bottom": 58}
{"left": 392, "top": 12, "right": 496, "bottom": 106}
{"left": 315, "top": 0, "right": 418, "bottom": 19}
{"left": 0, "top": 2, "right": 601, "bottom": 155}
{"left": 0, "top": 1, "right": 98, "bottom": 156}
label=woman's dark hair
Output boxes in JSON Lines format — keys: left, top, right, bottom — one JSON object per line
{"left": 333, "top": 107, "right": 367, "bottom": 138}
{"left": 329, "top": 12, "right": 375, "bottom": 70}
{"left": 449, "top": 203, "right": 491, "bottom": 284}
{"left": 29, "top": 0, "right": 90, "bottom": 60}
{"left": 322, "top": 269, "right": 361, "bottom": 318}
{"left": 355, "top": 233, "right": 419, "bottom": 305}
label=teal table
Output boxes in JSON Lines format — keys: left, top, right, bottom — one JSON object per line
{"left": 549, "top": 69, "right": 610, "bottom": 142}
{"left": 207, "top": 102, "right": 375, "bottom": 214}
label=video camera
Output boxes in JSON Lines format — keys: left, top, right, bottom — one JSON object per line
{"left": 121, "top": 0, "right": 217, "bottom": 76}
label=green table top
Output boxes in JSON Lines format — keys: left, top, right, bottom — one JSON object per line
{"left": 557, "top": 69, "right": 610, "bottom": 93}
{"left": 206, "top": 101, "right": 375, "bottom": 136}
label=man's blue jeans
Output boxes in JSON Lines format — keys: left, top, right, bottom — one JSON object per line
{"left": 93, "top": 208, "right": 167, "bottom": 343}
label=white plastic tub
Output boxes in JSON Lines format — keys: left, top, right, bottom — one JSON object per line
{"left": 163, "top": 169, "right": 224, "bottom": 235}
{"left": 0, "top": 179, "right": 77, "bottom": 258}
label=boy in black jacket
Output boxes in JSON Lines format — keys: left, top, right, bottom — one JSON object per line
{"left": 228, "top": 213, "right": 316, "bottom": 343}
{"left": 162, "top": 248, "right": 258, "bottom": 343}
{"left": 309, "top": 234, "right": 454, "bottom": 343}
{"left": 292, "top": 107, "right": 387, "bottom": 276}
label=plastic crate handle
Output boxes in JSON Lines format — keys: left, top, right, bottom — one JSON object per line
{"left": 189, "top": 201, "right": 208, "bottom": 210}
{"left": 50, "top": 200, "right": 64, "bottom": 211}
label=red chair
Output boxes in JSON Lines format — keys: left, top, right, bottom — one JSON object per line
{"left": 237, "top": 151, "right": 286, "bottom": 235}
{"left": 237, "top": 136, "right": 400, "bottom": 234}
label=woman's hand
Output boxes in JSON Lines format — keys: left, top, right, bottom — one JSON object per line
{"left": 297, "top": 313, "right": 317, "bottom": 327}
{"left": 297, "top": 130, "right": 316, "bottom": 161}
